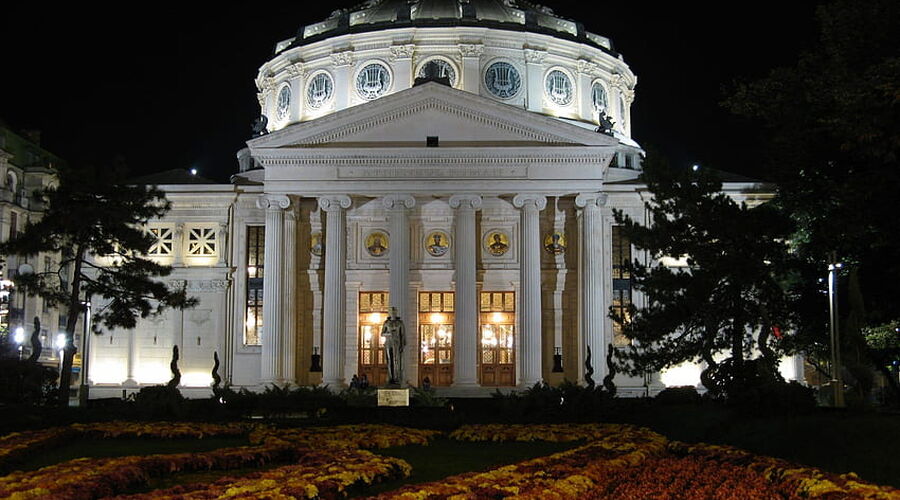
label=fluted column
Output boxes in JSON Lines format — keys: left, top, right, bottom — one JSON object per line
{"left": 449, "top": 195, "right": 482, "bottom": 387}
{"left": 513, "top": 194, "right": 547, "bottom": 387}
{"left": 318, "top": 195, "right": 352, "bottom": 388}
{"left": 382, "top": 195, "right": 416, "bottom": 321}
{"left": 576, "top": 193, "right": 608, "bottom": 384}
{"left": 281, "top": 204, "right": 298, "bottom": 384}
{"left": 257, "top": 194, "right": 290, "bottom": 385}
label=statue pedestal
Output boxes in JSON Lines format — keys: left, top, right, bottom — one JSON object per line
{"left": 377, "top": 388, "right": 410, "bottom": 407}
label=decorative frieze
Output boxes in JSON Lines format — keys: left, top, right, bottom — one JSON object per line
{"left": 389, "top": 44, "right": 416, "bottom": 61}
{"left": 524, "top": 49, "right": 547, "bottom": 65}
{"left": 330, "top": 50, "right": 355, "bottom": 67}
{"left": 458, "top": 44, "right": 484, "bottom": 58}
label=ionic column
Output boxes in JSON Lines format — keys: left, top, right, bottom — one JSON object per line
{"left": 449, "top": 195, "right": 482, "bottom": 387}
{"left": 382, "top": 195, "right": 416, "bottom": 320}
{"left": 513, "top": 194, "right": 547, "bottom": 387}
{"left": 318, "top": 195, "right": 352, "bottom": 388}
{"left": 576, "top": 193, "right": 608, "bottom": 384}
{"left": 257, "top": 195, "right": 290, "bottom": 385}
{"left": 281, "top": 204, "right": 298, "bottom": 384}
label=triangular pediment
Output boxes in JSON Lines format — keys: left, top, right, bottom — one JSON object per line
{"left": 248, "top": 82, "right": 619, "bottom": 150}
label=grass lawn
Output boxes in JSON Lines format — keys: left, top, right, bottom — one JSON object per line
{"left": 362, "top": 438, "right": 582, "bottom": 496}
{"left": 15, "top": 436, "right": 250, "bottom": 472}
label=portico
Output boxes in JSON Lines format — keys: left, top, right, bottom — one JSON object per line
{"left": 244, "top": 82, "right": 626, "bottom": 394}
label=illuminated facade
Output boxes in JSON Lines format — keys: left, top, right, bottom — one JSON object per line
{"left": 86, "top": 0, "right": 802, "bottom": 397}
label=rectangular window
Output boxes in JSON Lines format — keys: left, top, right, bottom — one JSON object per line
{"left": 187, "top": 226, "right": 218, "bottom": 256}
{"left": 479, "top": 291, "right": 516, "bottom": 386}
{"left": 9, "top": 211, "right": 16, "bottom": 240}
{"left": 358, "top": 291, "right": 389, "bottom": 386}
{"left": 418, "top": 292, "right": 455, "bottom": 386}
{"left": 244, "top": 226, "right": 265, "bottom": 346}
{"left": 146, "top": 225, "right": 174, "bottom": 256}
{"left": 612, "top": 226, "right": 633, "bottom": 347}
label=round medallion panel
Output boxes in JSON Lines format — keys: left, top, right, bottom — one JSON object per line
{"left": 356, "top": 63, "right": 392, "bottom": 100}
{"left": 545, "top": 70, "right": 574, "bottom": 106}
{"left": 543, "top": 232, "right": 566, "bottom": 255}
{"left": 424, "top": 230, "right": 451, "bottom": 257}
{"left": 310, "top": 232, "right": 324, "bottom": 257}
{"left": 365, "top": 231, "right": 389, "bottom": 257}
{"left": 484, "top": 62, "right": 522, "bottom": 99}
{"left": 306, "top": 72, "right": 334, "bottom": 109}
{"left": 484, "top": 231, "right": 510, "bottom": 256}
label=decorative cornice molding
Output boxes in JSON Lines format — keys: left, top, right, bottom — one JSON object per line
{"left": 577, "top": 59, "right": 601, "bottom": 76}
{"left": 330, "top": 50, "right": 355, "bottom": 67}
{"left": 458, "top": 44, "right": 484, "bottom": 58}
{"left": 256, "top": 194, "right": 291, "bottom": 210}
{"left": 449, "top": 194, "right": 483, "bottom": 211}
{"left": 524, "top": 49, "right": 547, "bottom": 64}
{"left": 389, "top": 44, "right": 416, "bottom": 62}
{"left": 575, "top": 192, "right": 609, "bottom": 208}
{"left": 381, "top": 194, "right": 416, "bottom": 210}
{"left": 512, "top": 194, "right": 548, "bottom": 211}
{"left": 318, "top": 195, "right": 352, "bottom": 212}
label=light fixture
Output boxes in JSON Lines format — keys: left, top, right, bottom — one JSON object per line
{"left": 56, "top": 333, "right": 66, "bottom": 350}
{"left": 190, "top": 168, "right": 198, "bottom": 176}
{"left": 491, "top": 312, "right": 505, "bottom": 324}
{"left": 14, "top": 327, "right": 25, "bottom": 344}
{"left": 368, "top": 312, "right": 385, "bottom": 324}
{"left": 429, "top": 313, "right": 446, "bottom": 324}
{"left": 692, "top": 164, "right": 700, "bottom": 172}
{"left": 247, "top": 266, "right": 257, "bottom": 275}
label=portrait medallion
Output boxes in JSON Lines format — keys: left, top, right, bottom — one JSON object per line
{"left": 365, "top": 231, "right": 389, "bottom": 257}
{"left": 484, "top": 231, "right": 510, "bottom": 257}
{"left": 543, "top": 232, "right": 566, "bottom": 255}
{"left": 425, "top": 230, "right": 451, "bottom": 257}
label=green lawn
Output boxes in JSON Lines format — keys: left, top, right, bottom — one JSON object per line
{"left": 361, "top": 439, "right": 581, "bottom": 496}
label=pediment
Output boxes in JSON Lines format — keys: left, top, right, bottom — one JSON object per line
{"left": 248, "top": 82, "right": 619, "bottom": 150}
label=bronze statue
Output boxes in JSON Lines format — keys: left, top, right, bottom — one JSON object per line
{"left": 381, "top": 307, "right": 406, "bottom": 386}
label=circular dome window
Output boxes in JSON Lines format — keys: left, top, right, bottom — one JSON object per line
{"left": 545, "top": 70, "right": 574, "bottom": 106}
{"left": 484, "top": 61, "right": 522, "bottom": 100}
{"left": 276, "top": 85, "right": 291, "bottom": 120}
{"left": 356, "top": 63, "right": 392, "bottom": 100}
{"left": 417, "top": 59, "right": 457, "bottom": 87}
{"left": 307, "top": 72, "right": 334, "bottom": 109}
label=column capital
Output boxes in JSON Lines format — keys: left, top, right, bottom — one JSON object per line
{"left": 449, "top": 194, "right": 483, "bottom": 211}
{"left": 381, "top": 194, "right": 416, "bottom": 211}
{"left": 575, "top": 193, "right": 609, "bottom": 208}
{"left": 512, "top": 194, "right": 547, "bottom": 211}
{"left": 317, "top": 195, "right": 352, "bottom": 212}
{"left": 257, "top": 194, "right": 291, "bottom": 211}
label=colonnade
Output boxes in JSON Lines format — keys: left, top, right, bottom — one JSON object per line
{"left": 256, "top": 192, "right": 608, "bottom": 388}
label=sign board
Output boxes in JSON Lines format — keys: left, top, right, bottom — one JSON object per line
{"left": 377, "top": 388, "right": 410, "bottom": 407}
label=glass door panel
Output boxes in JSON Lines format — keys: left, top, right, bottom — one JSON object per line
{"left": 358, "top": 292, "right": 389, "bottom": 386}
{"left": 479, "top": 292, "right": 516, "bottom": 386}
{"left": 419, "top": 292, "right": 454, "bottom": 387}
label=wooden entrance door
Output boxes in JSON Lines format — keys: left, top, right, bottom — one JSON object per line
{"left": 479, "top": 291, "right": 516, "bottom": 386}
{"left": 418, "top": 292, "right": 454, "bottom": 386}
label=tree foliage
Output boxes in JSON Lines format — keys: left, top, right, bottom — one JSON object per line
{"left": 725, "top": 0, "right": 900, "bottom": 403}
{"left": 611, "top": 153, "right": 795, "bottom": 397}
{"left": 0, "top": 163, "right": 197, "bottom": 406}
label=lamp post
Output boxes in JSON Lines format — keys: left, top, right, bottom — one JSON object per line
{"left": 55, "top": 333, "right": 66, "bottom": 382}
{"left": 827, "top": 259, "right": 845, "bottom": 408}
{"left": 79, "top": 301, "right": 91, "bottom": 407}
{"left": 13, "top": 326, "right": 25, "bottom": 360}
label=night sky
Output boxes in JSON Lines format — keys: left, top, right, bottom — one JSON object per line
{"left": 0, "top": 1, "right": 823, "bottom": 182}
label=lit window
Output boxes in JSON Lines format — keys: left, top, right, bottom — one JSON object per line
{"left": 245, "top": 226, "right": 265, "bottom": 346}
{"left": 612, "top": 226, "right": 632, "bottom": 347}
{"left": 356, "top": 63, "right": 391, "bottom": 100}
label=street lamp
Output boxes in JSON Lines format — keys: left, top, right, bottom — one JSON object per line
{"left": 827, "top": 260, "right": 845, "bottom": 408}
{"left": 55, "top": 333, "right": 66, "bottom": 378}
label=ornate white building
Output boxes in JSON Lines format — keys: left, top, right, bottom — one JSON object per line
{"left": 86, "top": 0, "right": 801, "bottom": 398}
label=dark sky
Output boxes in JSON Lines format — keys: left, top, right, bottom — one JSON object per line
{"left": 0, "top": 1, "right": 823, "bottom": 182}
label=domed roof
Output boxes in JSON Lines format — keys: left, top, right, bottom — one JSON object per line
{"left": 279, "top": 0, "right": 614, "bottom": 55}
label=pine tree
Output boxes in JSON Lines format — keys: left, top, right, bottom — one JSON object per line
{"left": 611, "top": 153, "right": 795, "bottom": 397}
{"left": 0, "top": 163, "right": 197, "bottom": 406}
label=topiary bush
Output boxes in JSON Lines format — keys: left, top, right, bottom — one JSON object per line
{"left": 655, "top": 386, "right": 702, "bottom": 405}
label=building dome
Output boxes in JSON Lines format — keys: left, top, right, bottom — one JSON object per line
{"left": 256, "top": 0, "right": 637, "bottom": 144}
